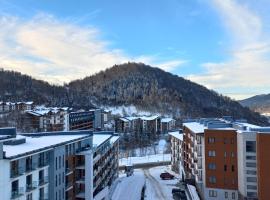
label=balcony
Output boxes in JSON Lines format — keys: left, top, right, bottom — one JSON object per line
{"left": 76, "top": 177, "right": 85, "bottom": 184}
{"left": 25, "top": 164, "right": 37, "bottom": 173}
{"left": 75, "top": 191, "right": 85, "bottom": 199}
{"left": 10, "top": 168, "right": 23, "bottom": 178}
{"left": 11, "top": 188, "right": 24, "bottom": 199}
{"left": 26, "top": 182, "right": 37, "bottom": 192}
{"left": 65, "top": 168, "right": 73, "bottom": 176}
{"left": 38, "top": 160, "right": 49, "bottom": 168}
{"left": 39, "top": 176, "right": 49, "bottom": 186}
{"left": 65, "top": 182, "right": 73, "bottom": 191}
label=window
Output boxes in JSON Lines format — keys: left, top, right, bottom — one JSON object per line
{"left": 231, "top": 152, "right": 234, "bottom": 157}
{"left": 225, "top": 192, "right": 228, "bottom": 199}
{"left": 224, "top": 152, "right": 227, "bottom": 157}
{"left": 59, "top": 156, "right": 61, "bottom": 168}
{"left": 224, "top": 138, "right": 227, "bottom": 144}
{"left": 208, "top": 163, "right": 216, "bottom": 170}
{"left": 55, "top": 175, "right": 58, "bottom": 187}
{"left": 209, "top": 190, "right": 217, "bottom": 197}
{"left": 246, "top": 170, "right": 257, "bottom": 175}
{"left": 208, "top": 150, "right": 216, "bottom": 157}
{"left": 208, "top": 137, "right": 215, "bottom": 143}
{"left": 232, "top": 192, "right": 235, "bottom": 199}
{"left": 231, "top": 165, "right": 234, "bottom": 172}
{"left": 246, "top": 155, "right": 256, "bottom": 160}
{"left": 247, "top": 185, "right": 257, "bottom": 190}
{"left": 247, "top": 192, "right": 257, "bottom": 198}
{"left": 209, "top": 176, "right": 216, "bottom": 183}
{"left": 246, "top": 141, "right": 256, "bottom": 153}
{"left": 55, "top": 157, "right": 58, "bottom": 170}
{"left": 231, "top": 138, "right": 234, "bottom": 144}
{"left": 246, "top": 162, "right": 256, "bottom": 168}
{"left": 247, "top": 177, "right": 257, "bottom": 183}
{"left": 224, "top": 165, "right": 227, "bottom": 171}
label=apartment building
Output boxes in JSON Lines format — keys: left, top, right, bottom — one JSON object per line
{"left": 68, "top": 111, "right": 95, "bottom": 131}
{"left": 0, "top": 128, "right": 119, "bottom": 200}
{"left": 161, "top": 118, "right": 176, "bottom": 134}
{"left": 168, "top": 130, "right": 183, "bottom": 176}
{"left": 0, "top": 101, "right": 34, "bottom": 113}
{"left": 177, "top": 118, "right": 270, "bottom": 200}
{"left": 26, "top": 107, "right": 68, "bottom": 132}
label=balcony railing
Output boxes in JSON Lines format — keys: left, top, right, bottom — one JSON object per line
{"left": 39, "top": 176, "right": 49, "bottom": 186}
{"left": 26, "top": 181, "right": 38, "bottom": 192}
{"left": 11, "top": 188, "right": 24, "bottom": 199}
{"left": 10, "top": 167, "right": 24, "bottom": 178}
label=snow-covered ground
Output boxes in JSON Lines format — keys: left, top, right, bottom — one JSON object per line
{"left": 144, "top": 166, "right": 179, "bottom": 200}
{"left": 111, "top": 165, "right": 180, "bottom": 200}
{"left": 111, "top": 169, "right": 145, "bottom": 200}
{"left": 119, "top": 153, "right": 171, "bottom": 166}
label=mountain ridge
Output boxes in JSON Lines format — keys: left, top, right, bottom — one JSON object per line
{"left": 0, "top": 63, "right": 268, "bottom": 125}
{"left": 239, "top": 94, "right": 270, "bottom": 113}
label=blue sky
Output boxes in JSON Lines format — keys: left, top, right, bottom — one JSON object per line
{"left": 0, "top": 0, "right": 269, "bottom": 99}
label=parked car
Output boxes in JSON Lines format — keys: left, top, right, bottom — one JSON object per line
{"left": 160, "top": 172, "right": 174, "bottom": 180}
{"left": 125, "top": 164, "right": 134, "bottom": 177}
{"left": 172, "top": 188, "right": 187, "bottom": 200}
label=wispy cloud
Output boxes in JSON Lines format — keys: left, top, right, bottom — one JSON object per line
{"left": 0, "top": 13, "right": 186, "bottom": 84}
{"left": 188, "top": 0, "right": 270, "bottom": 100}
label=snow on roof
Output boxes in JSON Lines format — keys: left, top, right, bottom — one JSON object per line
{"left": 237, "top": 122, "right": 260, "bottom": 129}
{"left": 93, "top": 134, "right": 111, "bottom": 147}
{"left": 183, "top": 122, "right": 205, "bottom": 134}
{"left": 187, "top": 184, "right": 200, "bottom": 200}
{"left": 161, "top": 118, "right": 175, "bottom": 123}
{"left": 140, "top": 115, "right": 160, "bottom": 121}
{"left": 125, "top": 116, "right": 140, "bottom": 121}
{"left": 119, "top": 118, "right": 130, "bottom": 122}
{"left": 4, "top": 134, "right": 89, "bottom": 158}
{"left": 168, "top": 131, "right": 183, "bottom": 141}
{"left": 110, "top": 136, "right": 120, "bottom": 144}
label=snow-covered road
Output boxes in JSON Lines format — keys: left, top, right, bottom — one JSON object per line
{"left": 111, "top": 169, "right": 145, "bottom": 200}
{"left": 111, "top": 166, "right": 179, "bottom": 200}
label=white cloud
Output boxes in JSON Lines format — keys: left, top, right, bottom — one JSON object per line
{"left": 188, "top": 0, "right": 270, "bottom": 100}
{"left": 0, "top": 14, "right": 186, "bottom": 84}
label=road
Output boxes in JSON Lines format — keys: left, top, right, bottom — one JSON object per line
{"left": 111, "top": 166, "right": 179, "bottom": 200}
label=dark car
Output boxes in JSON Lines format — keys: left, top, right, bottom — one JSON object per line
{"left": 160, "top": 172, "right": 174, "bottom": 180}
{"left": 172, "top": 188, "right": 187, "bottom": 200}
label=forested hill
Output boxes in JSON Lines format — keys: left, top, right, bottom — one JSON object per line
{"left": 239, "top": 94, "right": 270, "bottom": 113}
{"left": 0, "top": 63, "right": 268, "bottom": 125}
{"left": 67, "top": 63, "right": 268, "bottom": 125}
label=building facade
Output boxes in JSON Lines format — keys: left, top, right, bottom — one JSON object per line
{"left": 176, "top": 118, "right": 270, "bottom": 200}
{"left": 0, "top": 128, "right": 119, "bottom": 200}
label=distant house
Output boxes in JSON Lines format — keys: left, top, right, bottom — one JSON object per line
{"left": 0, "top": 101, "right": 34, "bottom": 113}
{"left": 161, "top": 118, "right": 176, "bottom": 134}
{"left": 140, "top": 115, "right": 161, "bottom": 136}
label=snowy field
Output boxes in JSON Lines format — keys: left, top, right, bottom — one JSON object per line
{"left": 119, "top": 153, "right": 171, "bottom": 166}
{"left": 111, "top": 166, "right": 180, "bottom": 200}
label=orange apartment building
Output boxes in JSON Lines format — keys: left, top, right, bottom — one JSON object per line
{"left": 180, "top": 118, "right": 270, "bottom": 200}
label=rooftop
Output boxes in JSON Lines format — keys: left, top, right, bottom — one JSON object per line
{"left": 183, "top": 122, "right": 205, "bottom": 134}
{"left": 3, "top": 134, "right": 90, "bottom": 159}
{"left": 168, "top": 131, "right": 183, "bottom": 141}
{"left": 161, "top": 118, "right": 175, "bottom": 123}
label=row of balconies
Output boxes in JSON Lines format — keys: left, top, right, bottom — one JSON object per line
{"left": 11, "top": 161, "right": 49, "bottom": 178}
{"left": 11, "top": 178, "right": 49, "bottom": 199}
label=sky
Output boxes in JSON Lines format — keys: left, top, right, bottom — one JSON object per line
{"left": 0, "top": 0, "right": 270, "bottom": 100}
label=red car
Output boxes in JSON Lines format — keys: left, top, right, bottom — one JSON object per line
{"left": 160, "top": 172, "right": 174, "bottom": 180}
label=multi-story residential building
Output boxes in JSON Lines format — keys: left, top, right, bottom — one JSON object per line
{"left": 161, "top": 118, "right": 176, "bottom": 134}
{"left": 26, "top": 107, "right": 67, "bottom": 132}
{"left": 0, "top": 101, "right": 34, "bottom": 113}
{"left": 115, "top": 115, "right": 171, "bottom": 137}
{"left": 68, "top": 110, "right": 95, "bottom": 131}
{"left": 0, "top": 127, "right": 119, "bottom": 200}
{"left": 168, "top": 130, "right": 183, "bottom": 177}
{"left": 176, "top": 118, "right": 270, "bottom": 200}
